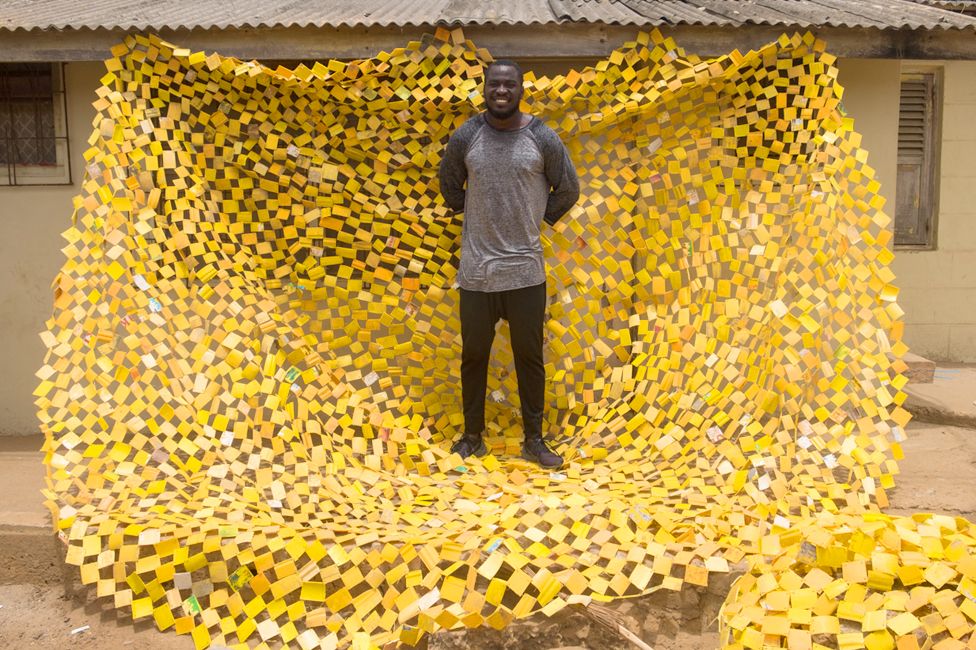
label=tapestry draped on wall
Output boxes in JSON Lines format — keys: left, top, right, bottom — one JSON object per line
{"left": 36, "top": 27, "right": 976, "bottom": 650}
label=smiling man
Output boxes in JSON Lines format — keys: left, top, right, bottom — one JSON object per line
{"left": 438, "top": 60, "right": 580, "bottom": 468}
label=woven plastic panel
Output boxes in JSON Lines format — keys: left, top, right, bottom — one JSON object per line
{"left": 37, "top": 28, "right": 973, "bottom": 650}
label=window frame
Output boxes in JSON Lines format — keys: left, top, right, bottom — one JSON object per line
{"left": 894, "top": 66, "right": 943, "bottom": 251}
{"left": 0, "top": 62, "right": 72, "bottom": 187}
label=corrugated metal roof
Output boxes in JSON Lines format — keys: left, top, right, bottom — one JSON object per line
{"left": 2, "top": 0, "right": 975, "bottom": 31}
{"left": 914, "top": 0, "right": 976, "bottom": 6}
{"left": 912, "top": 0, "right": 976, "bottom": 14}
{"left": 553, "top": 0, "right": 976, "bottom": 29}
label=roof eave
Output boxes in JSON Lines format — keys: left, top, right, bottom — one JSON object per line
{"left": 1, "top": 22, "right": 974, "bottom": 62}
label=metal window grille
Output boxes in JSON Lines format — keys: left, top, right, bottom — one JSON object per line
{"left": 0, "top": 62, "right": 71, "bottom": 185}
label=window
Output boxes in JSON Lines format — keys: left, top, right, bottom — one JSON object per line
{"left": 895, "top": 69, "right": 942, "bottom": 248}
{"left": 0, "top": 63, "right": 70, "bottom": 185}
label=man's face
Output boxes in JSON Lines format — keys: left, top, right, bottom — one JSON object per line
{"left": 484, "top": 65, "right": 523, "bottom": 120}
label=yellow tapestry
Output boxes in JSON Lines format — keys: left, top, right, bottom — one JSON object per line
{"left": 35, "top": 27, "right": 976, "bottom": 650}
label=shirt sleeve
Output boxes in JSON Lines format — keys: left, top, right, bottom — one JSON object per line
{"left": 535, "top": 123, "right": 581, "bottom": 225}
{"left": 438, "top": 120, "right": 475, "bottom": 212}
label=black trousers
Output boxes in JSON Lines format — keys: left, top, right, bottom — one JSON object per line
{"left": 460, "top": 281, "right": 546, "bottom": 440}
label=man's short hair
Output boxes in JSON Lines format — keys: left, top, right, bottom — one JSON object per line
{"left": 485, "top": 59, "right": 523, "bottom": 83}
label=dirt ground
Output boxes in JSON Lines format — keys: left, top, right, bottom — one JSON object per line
{"left": 884, "top": 422, "right": 976, "bottom": 521}
{"left": 1, "top": 421, "right": 973, "bottom": 650}
{"left": 0, "top": 582, "right": 192, "bottom": 649}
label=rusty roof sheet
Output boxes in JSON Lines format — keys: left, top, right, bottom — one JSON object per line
{"left": 552, "top": 0, "right": 976, "bottom": 28}
{"left": 2, "top": 0, "right": 975, "bottom": 31}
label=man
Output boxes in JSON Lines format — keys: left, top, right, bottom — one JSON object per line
{"left": 438, "top": 60, "right": 580, "bottom": 468}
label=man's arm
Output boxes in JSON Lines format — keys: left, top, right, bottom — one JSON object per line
{"left": 438, "top": 125, "right": 472, "bottom": 212}
{"left": 536, "top": 125, "right": 580, "bottom": 226}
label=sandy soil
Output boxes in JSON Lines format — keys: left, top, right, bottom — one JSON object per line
{"left": 0, "top": 582, "right": 192, "bottom": 649}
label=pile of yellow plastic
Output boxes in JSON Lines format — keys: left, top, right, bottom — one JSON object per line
{"left": 36, "top": 26, "right": 976, "bottom": 650}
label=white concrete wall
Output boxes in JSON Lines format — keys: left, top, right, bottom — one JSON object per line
{"left": 835, "top": 59, "right": 976, "bottom": 363}
{"left": 889, "top": 60, "right": 976, "bottom": 362}
{"left": 836, "top": 58, "right": 901, "bottom": 229}
{"left": 539, "top": 58, "right": 976, "bottom": 363}
{"left": 0, "top": 61, "right": 102, "bottom": 434}
{"left": 0, "top": 55, "right": 971, "bottom": 434}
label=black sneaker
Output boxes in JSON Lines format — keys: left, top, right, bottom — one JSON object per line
{"left": 522, "top": 437, "right": 563, "bottom": 468}
{"left": 451, "top": 435, "right": 487, "bottom": 458}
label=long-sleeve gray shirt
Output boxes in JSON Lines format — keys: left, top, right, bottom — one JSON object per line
{"left": 438, "top": 114, "right": 580, "bottom": 293}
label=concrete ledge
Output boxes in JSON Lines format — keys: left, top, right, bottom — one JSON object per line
{"left": 903, "top": 352, "right": 936, "bottom": 384}
{"left": 904, "top": 397, "right": 976, "bottom": 428}
{"left": 904, "top": 365, "right": 976, "bottom": 428}
{"left": 0, "top": 434, "right": 70, "bottom": 587}
{"left": 0, "top": 524, "right": 66, "bottom": 586}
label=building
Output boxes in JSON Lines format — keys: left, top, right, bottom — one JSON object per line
{"left": 2, "top": 0, "right": 975, "bottom": 435}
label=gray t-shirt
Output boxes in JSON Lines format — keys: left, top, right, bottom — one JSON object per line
{"left": 438, "top": 114, "right": 580, "bottom": 292}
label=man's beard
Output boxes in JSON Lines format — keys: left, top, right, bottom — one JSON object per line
{"left": 486, "top": 101, "right": 519, "bottom": 120}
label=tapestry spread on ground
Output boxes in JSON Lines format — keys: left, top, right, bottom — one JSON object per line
{"left": 36, "top": 28, "right": 976, "bottom": 650}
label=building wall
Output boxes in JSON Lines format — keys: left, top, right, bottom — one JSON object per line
{"left": 538, "top": 57, "right": 976, "bottom": 364}
{"left": 834, "top": 59, "right": 976, "bottom": 363}
{"left": 0, "top": 56, "right": 969, "bottom": 434}
{"left": 833, "top": 58, "right": 904, "bottom": 358}
{"left": 836, "top": 59, "right": 900, "bottom": 222}
{"left": 0, "top": 61, "right": 102, "bottom": 434}
{"left": 888, "top": 60, "right": 976, "bottom": 362}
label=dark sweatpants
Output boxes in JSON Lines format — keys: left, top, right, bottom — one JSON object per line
{"left": 460, "top": 281, "right": 546, "bottom": 440}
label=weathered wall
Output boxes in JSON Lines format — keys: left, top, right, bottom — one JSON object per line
{"left": 0, "top": 55, "right": 969, "bottom": 434}
{"left": 834, "top": 59, "right": 976, "bottom": 363}
{"left": 0, "top": 62, "right": 102, "bottom": 435}
{"left": 836, "top": 59, "right": 900, "bottom": 223}
{"left": 889, "top": 60, "right": 976, "bottom": 362}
